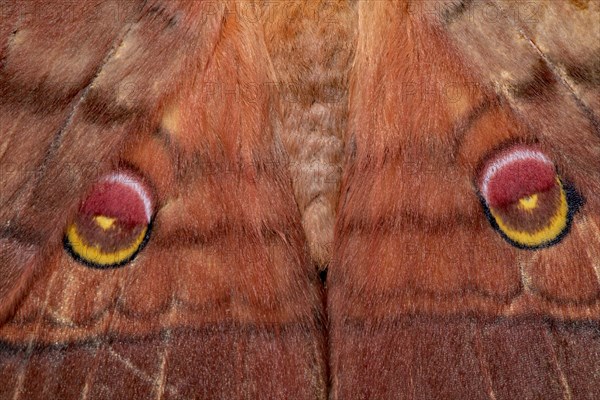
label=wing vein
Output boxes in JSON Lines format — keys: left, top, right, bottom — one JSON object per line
{"left": 490, "top": 0, "right": 600, "bottom": 134}
{"left": 544, "top": 326, "right": 573, "bottom": 400}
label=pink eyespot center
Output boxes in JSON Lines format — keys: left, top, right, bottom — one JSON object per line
{"left": 80, "top": 177, "right": 150, "bottom": 228}
{"left": 477, "top": 144, "right": 575, "bottom": 249}
{"left": 485, "top": 158, "right": 556, "bottom": 208}
{"left": 479, "top": 146, "right": 556, "bottom": 208}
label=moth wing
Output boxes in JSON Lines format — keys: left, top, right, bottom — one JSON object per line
{"left": 329, "top": 1, "right": 600, "bottom": 398}
{"left": 0, "top": 2, "right": 326, "bottom": 399}
{"left": 0, "top": 0, "right": 144, "bottom": 321}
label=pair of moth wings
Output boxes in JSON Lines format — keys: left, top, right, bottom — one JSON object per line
{"left": 0, "top": 0, "right": 599, "bottom": 399}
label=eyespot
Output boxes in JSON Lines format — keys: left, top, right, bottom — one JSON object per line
{"left": 477, "top": 145, "right": 583, "bottom": 249}
{"left": 64, "top": 171, "right": 154, "bottom": 268}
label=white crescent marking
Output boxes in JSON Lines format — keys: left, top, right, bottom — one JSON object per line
{"left": 102, "top": 172, "right": 153, "bottom": 222}
{"left": 481, "top": 149, "right": 553, "bottom": 202}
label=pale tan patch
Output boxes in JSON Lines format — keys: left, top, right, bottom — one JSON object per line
{"left": 113, "top": 34, "right": 134, "bottom": 60}
{"left": 517, "top": 249, "right": 536, "bottom": 294}
{"left": 262, "top": 0, "right": 357, "bottom": 268}
{"left": 446, "top": 82, "right": 480, "bottom": 120}
{"left": 302, "top": 197, "right": 335, "bottom": 266}
{"left": 10, "top": 29, "right": 27, "bottom": 47}
{"left": 160, "top": 103, "right": 180, "bottom": 136}
{"left": 447, "top": 8, "right": 540, "bottom": 91}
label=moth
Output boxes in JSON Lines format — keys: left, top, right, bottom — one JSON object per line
{"left": 0, "top": 0, "right": 598, "bottom": 399}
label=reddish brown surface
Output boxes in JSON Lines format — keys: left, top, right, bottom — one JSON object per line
{"left": 328, "top": 2, "right": 600, "bottom": 399}
{"left": 0, "top": 325, "right": 325, "bottom": 399}
{"left": 330, "top": 317, "right": 599, "bottom": 400}
{"left": 1, "top": 1, "right": 599, "bottom": 399}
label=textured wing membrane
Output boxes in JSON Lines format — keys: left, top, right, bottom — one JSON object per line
{"left": 0, "top": 1, "right": 326, "bottom": 398}
{"left": 0, "top": 0, "right": 224, "bottom": 318}
{"left": 329, "top": 1, "right": 600, "bottom": 398}
{"left": 331, "top": 317, "right": 600, "bottom": 400}
{"left": 0, "top": 0, "right": 141, "bottom": 321}
{"left": 493, "top": 0, "right": 600, "bottom": 113}
{"left": 444, "top": 0, "right": 600, "bottom": 207}
{"left": 2, "top": 1, "right": 599, "bottom": 398}
{"left": 441, "top": 0, "right": 600, "bottom": 307}
{"left": 332, "top": 0, "right": 600, "bottom": 322}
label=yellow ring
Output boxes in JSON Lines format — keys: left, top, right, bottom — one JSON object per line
{"left": 490, "top": 178, "right": 568, "bottom": 248}
{"left": 66, "top": 223, "right": 148, "bottom": 267}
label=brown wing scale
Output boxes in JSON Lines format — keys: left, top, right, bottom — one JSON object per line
{"left": 0, "top": 2, "right": 326, "bottom": 399}
{"left": 329, "top": 1, "right": 600, "bottom": 398}
{"left": 1, "top": 0, "right": 599, "bottom": 399}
